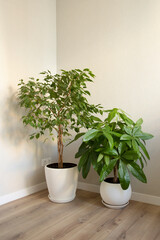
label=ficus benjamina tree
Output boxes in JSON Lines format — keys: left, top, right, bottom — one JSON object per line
{"left": 74, "top": 108, "right": 153, "bottom": 190}
{"left": 18, "top": 69, "right": 102, "bottom": 168}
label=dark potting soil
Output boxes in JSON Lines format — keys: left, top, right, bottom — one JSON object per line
{"left": 47, "top": 162, "right": 77, "bottom": 169}
{"left": 104, "top": 177, "right": 120, "bottom": 184}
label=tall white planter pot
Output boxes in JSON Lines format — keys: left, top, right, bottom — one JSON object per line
{"left": 100, "top": 178, "right": 132, "bottom": 209}
{"left": 45, "top": 162, "right": 78, "bottom": 203}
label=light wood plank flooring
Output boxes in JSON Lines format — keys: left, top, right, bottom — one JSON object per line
{"left": 0, "top": 189, "right": 160, "bottom": 240}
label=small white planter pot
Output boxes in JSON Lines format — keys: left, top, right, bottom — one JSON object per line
{"left": 45, "top": 162, "right": 78, "bottom": 203}
{"left": 100, "top": 178, "right": 132, "bottom": 209}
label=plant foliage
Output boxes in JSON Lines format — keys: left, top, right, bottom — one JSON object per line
{"left": 75, "top": 108, "right": 153, "bottom": 189}
{"left": 18, "top": 69, "right": 102, "bottom": 167}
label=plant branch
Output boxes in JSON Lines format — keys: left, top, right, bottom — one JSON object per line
{"left": 58, "top": 82, "right": 72, "bottom": 116}
{"left": 113, "top": 163, "right": 118, "bottom": 183}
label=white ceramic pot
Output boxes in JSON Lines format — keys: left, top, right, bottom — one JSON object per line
{"left": 100, "top": 178, "right": 132, "bottom": 209}
{"left": 45, "top": 162, "right": 78, "bottom": 203}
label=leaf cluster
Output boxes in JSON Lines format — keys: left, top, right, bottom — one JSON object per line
{"left": 75, "top": 108, "right": 153, "bottom": 190}
{"left": 17, "top": 69, "right": 102, "bottom": 140}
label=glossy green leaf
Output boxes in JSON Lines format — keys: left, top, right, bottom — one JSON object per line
{"left": 122, "top": 150, "right": 139, "bottom": 160}
{"left": 135, "top": 118, "right": 143, "bottom": 126}
{"left": 111, "top": 131, "right": 122, "bottom": 137}
{"left": 91, "top": 151, "right": 98, "bottom": 166}
{"left": 107, "top": 110, "right": 117, "bottom": 123}
{"left": 118, "top": 142, "right": 126, "bottom": 155}
{"left": 135, "top": 132, "right": 154, "bottom": 140}
{"left": 139, "top": 157, "right": 144, "bottom": 169}
{"left": 66, "top": 132, "right": 85, "bottom": 146}
{"left": 103, "top": 148, "right": 118, "bottom": 156}
{"left": 119, "top": 113, "right": 134, "bottom": 125}
{"left": 126, "top": 140, "right": 132, "bottom": 148}
{"left": 90, "top": 116, "right": 102, "bottom": 122}
{"left": 100, "top": 158, "right": 118, "bottom": 182}
{"left": 83, "top": 129, "right": 99, "bottom": 142}
{"left": 92, "top": 151, "right": 103, "bottom": 176}
{"left": 97, "top": 153, "right": 104, "bottom": 162}
{"left": 120, "top": 134, "right": 133, "bottom": 141}
{"left": 132, "top": 139, "right": 140, "bottom": 154}
{"left": 118, "top": 160, "right": 130, "bottom": 190}
{"left": 104, "top": 155, "right": 110, "bottom": 166}
{"left": 78, "top": 151, "right": 89, "bottom": 171}
{"left": 75, "top": 142, "right": 88, "bottom": 158}
{"left": 124, "top": 126, "right": 132, "bottom": 135}
{"left": 82, "top": 152, "right": 92, "bottom": 178}
{"left": 141, "top": 152, "right": 147, "bottom": 165}
{"left": 133, "top": 126, "right": 141, "bottom": 135}
{"left": 102, "top": 130, "right": 114, "bottom": 149}
{"left": 127, "top": 162, "right": 147, "bottom": 183}
{"left": 136, "top": 139, "right": 150, "bottom": 159}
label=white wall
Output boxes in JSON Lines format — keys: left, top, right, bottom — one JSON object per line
{"left": 0, "top": 0, "right": 57, "bottom": 198}
{"left": 57, "top": 0, "right": 160, "bottom": 197}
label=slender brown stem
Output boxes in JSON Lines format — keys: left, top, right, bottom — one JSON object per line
{"left": 57, "top": 82, "right": 72, "bottom": 168}
{"left": 113, "top": 164, "right": 118, "bottom": 183}
{"left": 58, "top": 125, "right": 63, "bottom": 168}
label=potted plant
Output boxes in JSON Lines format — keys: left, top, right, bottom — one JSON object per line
{"left": 75, "top": 108, "right": 153, "bottom": 208}
{"left": 18, "top": 68, "right": 102, "bottom": 203}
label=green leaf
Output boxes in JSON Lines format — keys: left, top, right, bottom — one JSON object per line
{"left": 127, "top": 162, "right": 147, "bottom": 183}
{"left": 136, "top": 132, "right": 154, "bottom": 140}
{"left": 91, "top": 151, "right": 98, "bottom": 166}
{"left": 103, "top": 148, "right": 118, "bottom": 156}
{"left": 141, "top": 152, "right": 147, "bottom": 165}
{"left": 118, "top": 160, "right": 130, "bottom": 190}
{"left": 102, "top": 130, "right": 114, "bottom": 149}
{"left": 122, "top": 150, "right": 139, "bottom": 160}
{"left": 124, "top": 126, "right": 132, "bottom": 135}
{"left": 78, "top": 151, "right": 89, "bottom": 171}
{"left": 103, "top": 125, "right": 110, "bottom": 132}
{"left": 82, "top": 152, "right": 92, "bottom": 178}
{"left": 139, "top": 157, "right": 144, "bottom": 169}
{"left": 36, "top": 133, "right": 40, "bottom": 139}
{"left": 30, "top": 135, "right": 34, "bottom": 140}
{"left": 66, "top": 132, "right": 85, "bottom": 146}
{"left": 92, "top": 151, "right": 103, "bottom": 175}
{"left": 90, "top": 116, "right": 102, "bottom": 122}
{"left": 97, "top": 153, "right": 104, "bottom": 162}
{"left": 111, "top": 131, "right": 122, "bottom": 137}
{"left": 136, "top": 139, "right": 150, "bottom": 159}
{"left": 132, "top": 139, "right": 140, "bottom": 154}
{"left": 120, "top": 134, "right": 132, "bottom": 141}
{"left": 104, "top": 155, "right": 110, "bottom": 166}
{"left": 100, "top": 158, "right": 118, "bottom": 182}
{"left": 118, "top": 142, "right": 126, "bottom": 155}
{"left": 133, "top": 126, "right": 141, "bottom": 135}
{"left": 135, "top": 118, "right": 143, "bottom": 126}
{"left": 75, "top": 142, "right": 88, "bottom": 158}
{"left": 107, "top": 109, "right": 117, "bottom": 123}
{"left": 119, "top": 113, "right": 134, "bottom": 125}
{"left": 83, "top": 129, "right": 99, "bottom": 142}
{"left": 126, "top": 140, "right": 132, "bottom": 148}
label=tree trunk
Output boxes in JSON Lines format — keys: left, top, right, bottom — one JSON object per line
{"left": 113, "top": 164, "right": 118, "bottom": 183}
{"left": 58, "top": 125, "right": 63, "bottom": 168}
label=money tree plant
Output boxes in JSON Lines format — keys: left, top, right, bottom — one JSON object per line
{"left": 18, "top": 69, "right": 102, "bottom": 168}
{"left": 75, "top": 108, "right": 153, "bottom": 189}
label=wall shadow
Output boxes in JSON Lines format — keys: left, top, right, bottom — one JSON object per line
{"left": 1, "top": 87, "right": 57, "bottom": 192}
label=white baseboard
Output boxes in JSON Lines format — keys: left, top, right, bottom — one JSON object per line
{"left": 1, "top": 181, "right": 160, "bottom": 206}
{"left": 0, "top": 182, "right": 47, "bottom": 206}
{"left": 78, "top": 182, "right": 160, "bottom": 206}
{"left": 131, "top": 192, "right": 160, "bottom": 206}
{"left": 78, "top": 181, "right": 100, "bottom": 193}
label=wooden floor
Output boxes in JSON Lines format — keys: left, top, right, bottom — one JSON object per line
{"left": 0, "top": 190, "right": 160, "bottom": 240}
